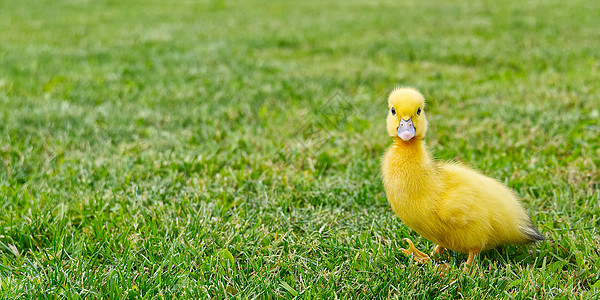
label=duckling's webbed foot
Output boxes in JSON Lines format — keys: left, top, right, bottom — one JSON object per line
{"left": 401, "top": 238, "right": 431, "bottom": 264}
{"left": 431, "top": 245, "right": 445, "bottom": 257}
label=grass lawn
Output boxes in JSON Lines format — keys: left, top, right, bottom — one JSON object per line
{"left": 1, "top": 0, "right": 599, "bottom": 298}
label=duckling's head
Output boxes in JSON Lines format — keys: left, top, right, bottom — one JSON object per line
{"left": 386, "top": 87, "right": 428, "bottom": 141}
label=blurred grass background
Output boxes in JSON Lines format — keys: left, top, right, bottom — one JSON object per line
{"left": 0, "top": 0, "right": 599, "bottom": 298}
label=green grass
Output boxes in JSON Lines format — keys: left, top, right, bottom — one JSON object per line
{"left": 1, "top": 0, "right": 599, "bottom": 298}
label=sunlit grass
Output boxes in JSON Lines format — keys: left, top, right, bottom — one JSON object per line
{"left": 0, "top": 0, "right": 599, "bottom": 298}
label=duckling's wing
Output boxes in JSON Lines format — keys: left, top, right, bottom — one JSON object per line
{"left": 435, "top": 184, "right": 488, "bottom": 228}
{"left": 434, "top": 164, "right": 491, "bottom": 229}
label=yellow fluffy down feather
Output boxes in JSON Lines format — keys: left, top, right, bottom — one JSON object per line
{"left": 381, "top": 87, "right": 543, "bottom": 264}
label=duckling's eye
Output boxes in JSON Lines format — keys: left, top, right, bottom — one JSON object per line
{"left": 391, "top": 107, "right": 396, "bottom": 115}
{"left": 417, "top": 107, "right": 422, "bottom": 115}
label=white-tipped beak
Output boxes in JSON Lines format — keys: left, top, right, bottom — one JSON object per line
{"left": 397, "top": 118, "right": 415, "bottom": 141}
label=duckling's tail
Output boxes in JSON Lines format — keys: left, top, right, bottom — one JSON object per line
{"left": 520, "top": 225, "right": 545, "bottom": 242}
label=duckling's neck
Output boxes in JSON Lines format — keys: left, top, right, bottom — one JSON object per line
{"left": 389, "top": 138, "right": 434, "bottom": 171}
{"left": 383, "top": 138, "right": 438, "bottom": 211}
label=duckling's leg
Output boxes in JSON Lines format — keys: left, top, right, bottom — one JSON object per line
{"left": 431, "top": 245, "right": 445, "bottom": 257}
{"left": 464, "top": 250, "right": 479, "bottom": 274}
{"left": 401, "top": 238, "right": 431, "bottom": 264}
{"left": 465, "top": 250, "right": 478, "bottom": 266}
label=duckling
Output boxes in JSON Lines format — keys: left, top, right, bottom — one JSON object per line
{"left": 381, "top": 87, "right": 543, "bottom": 268}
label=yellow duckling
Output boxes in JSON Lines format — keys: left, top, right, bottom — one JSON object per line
{"left": 381, "top": 87, "right": 543, "bottom": 268}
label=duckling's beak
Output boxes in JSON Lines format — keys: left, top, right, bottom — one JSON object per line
{"left": 397, "top": 118, "right": 415, "bottom": 141}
